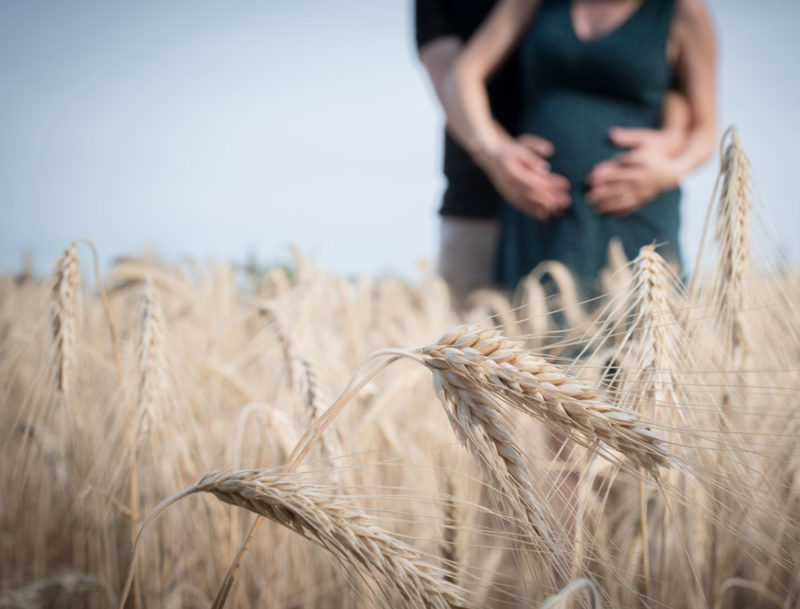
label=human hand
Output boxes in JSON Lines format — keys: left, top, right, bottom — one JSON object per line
{"left": 609, "top": 126, "right": 685, "bottom": 157}
{"left": 586, "top": 127, "right": 681, "bottom": 216}
{"left": 475, "top": 134, "right": 571, "bottom": 222}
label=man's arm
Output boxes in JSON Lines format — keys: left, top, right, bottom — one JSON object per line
{"left": 668, "top": 0, "right": 717, "bottom": 177}
{"left": 419, "top": 37, "right": 463, "bottom": 109}
{"left": 437, "top": 0, "right": 537, "bottom": 155}
{"left": 415, "top": 0, "right": 464, "bottom": 105}
{"left": 428, "top": 0, "right": 570, "bottom": 221}
{"left": 661, "top": 90, "right": 691, "bottom": 155}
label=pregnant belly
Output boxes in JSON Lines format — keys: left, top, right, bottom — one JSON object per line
{"left": 519, "top": 91, "right": 660, "bottom": 191}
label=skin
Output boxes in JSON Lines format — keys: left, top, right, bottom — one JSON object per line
{"left": 426, "top": 0, "right": 717, "bottom": 221}
{"left": 420, "top": 30, "right": 571, "bottom": 222}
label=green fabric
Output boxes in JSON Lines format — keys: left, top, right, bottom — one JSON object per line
{"left": 496, "top": 0, "right": 680, "bottom": 291}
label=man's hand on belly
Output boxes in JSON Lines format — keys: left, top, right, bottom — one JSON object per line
{"left": 586, "top": 127, "right": 681, "bottom": 216}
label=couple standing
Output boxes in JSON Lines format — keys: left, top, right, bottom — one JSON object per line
{"left": 416, "top": 0, "right": 716, "bottom": 301}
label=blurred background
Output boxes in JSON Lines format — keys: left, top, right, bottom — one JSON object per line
{"left": 1, "top": 0, "right": 798, "bottom": 278}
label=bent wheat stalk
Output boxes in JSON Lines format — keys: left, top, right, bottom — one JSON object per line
{"left": 428, "top": 356, "right": 561, "bottom": 567}
{"left": 210, "top": 327, "right": 671, "bottom": 608}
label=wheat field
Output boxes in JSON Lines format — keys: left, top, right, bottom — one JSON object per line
{"left": 1, "top": 131, "right": 799, "bottom": 608}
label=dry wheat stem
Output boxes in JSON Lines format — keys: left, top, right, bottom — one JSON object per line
{"left": 708, "top": 127, "right": 755, "bottom": 607}
{"left": 529, "top": 261, "right": 587, "bottom": 329}
{"left": 438, "top": 476, "right": 459, "bottom": 585}
{"left": 296, "top": 355, "right": 343, "bottom": 468}
{"left": 76, "top": 238, "right": 123, "bottom": 383}
{"left": 117, "top": 485, "right": 197, "bottom": 609}
{"left": 126, "top": 278, "right": 167, "bottom": 609}
{"left": 287, "top": 348, "right": 414, "bottom": 467}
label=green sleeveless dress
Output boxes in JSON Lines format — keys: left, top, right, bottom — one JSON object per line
{"left": 496, "top": 0, "right": 681, "bottom": 290}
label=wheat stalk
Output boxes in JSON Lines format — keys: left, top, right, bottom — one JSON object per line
{"left": 528, "top": 261, "right": 587, "bottom": 329}
{"left": 438, "top": 474, "right": 460, "bottom": 585}
{"left": 616, "top": 245, "right": 691, "bottom": 599}
{"left": 600, "top": 237, "right": 632, "bottom": 300}
{"left": 466, "top": 289, "right": 520, "bottom": 337}
{"left": 515, "top": 275, "right": 552, "bottom": 348}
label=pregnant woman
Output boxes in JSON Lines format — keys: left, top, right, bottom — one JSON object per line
{"left": 440, "top": 0, "right": 716, "bottom": 290}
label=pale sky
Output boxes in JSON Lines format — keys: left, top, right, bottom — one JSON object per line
{"left": 1, "top": 1, "right": 798, "bottom": 278}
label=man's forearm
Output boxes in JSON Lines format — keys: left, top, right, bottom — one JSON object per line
{"left": 440, "top": 59, "right": 508, "bottom": 163}
{"left": 420, "top": 36, "right": 506, "bottom": 165}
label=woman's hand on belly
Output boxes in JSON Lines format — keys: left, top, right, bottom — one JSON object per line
{"left": 585, "top": 127, "right": 681, "bottom": 216}
{"left": 475, "top": 133, "right": 572, "bottom": 222}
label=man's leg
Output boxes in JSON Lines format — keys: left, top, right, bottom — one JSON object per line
{"left": 437, "top": 216, "right": 499, "bottom": 305}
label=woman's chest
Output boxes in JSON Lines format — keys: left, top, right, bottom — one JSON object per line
{"left": 519, "top": 0, "right": 674, "bottom": 105}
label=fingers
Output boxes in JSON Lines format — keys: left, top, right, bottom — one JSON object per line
{"left": 517, "top": 134, "right": 555, "bottom": 159}
{"left": 519, "top": 166, "right": 571, "bottom": 207}
{"left": 586, "top": 184, "right": 639, "bottom": 216}
{"left": 588, "top": 161, "right": 637, "bottom": 187}
{"left": 512, "top": 146, "right": 569, "bottom": 187}
{"left": 608, "top": 126, "right": 660, "bottom": 149}
{"left": 536, "top": 170, "right": 570, "bottom": 192}
{"left": 587, "top": 161, "right": 617, "bottom": 186}
{"left": 505, "top": 171, "right": 571, "bottom": 221}
{"left": 489, "top": 140, "right": 571, "bottom": 220}
{"left": 515, "top": 142, "right": 554, "bottom": 174}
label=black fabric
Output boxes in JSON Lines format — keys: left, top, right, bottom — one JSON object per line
{"left": 415, "top": 0, "right": 521, "bottom": 218}
{"left": 414, "top": 0, "right": 457, "bottom": 49}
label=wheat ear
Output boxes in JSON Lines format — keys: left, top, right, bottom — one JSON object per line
{"left": 137, "top": 278, "right": 167, "bottom": 440}
{"left": 421, "top": 327, "right": 671, "bottom": 474}
{"left": 196, "top": 469, "right": 472, "bottom": 609}
{"left": 614, "top": 245, "right": 691, "bottom": 599}
{"left": 714, "top": 126, "right": 753, "bottom": 369}
{"left": 427, "top": 353, "right": 561, "bottom": 563}
{"left": 296, "top": 355, "right": 342, "bottom": 465}
{"left": 51, "top": 242, "right": 82, "bottom": 397}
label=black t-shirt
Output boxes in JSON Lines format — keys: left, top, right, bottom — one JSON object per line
{"left": 415, "top": 0, "right": 521, "bottom": 218}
